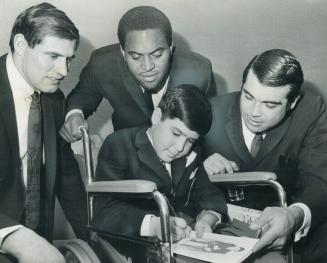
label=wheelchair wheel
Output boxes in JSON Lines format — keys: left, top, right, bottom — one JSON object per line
{"left": 58, "top": 238, "right": 101, "bottom": 263}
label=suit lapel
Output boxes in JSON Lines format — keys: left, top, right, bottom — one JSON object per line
{"left": 0, "top": 54, "right": 20, "bottom": 160}
{"left": 135, "top": 128, "right": 171, "bottom": 185}
{"left": 118, "top": 55, "right": 152, "bottom": 118}
{"left": 254, "top": 113, "right": 291, "bottom": 164}
{"left": 41, "top": 94, "right": 57, "bottom": 198}
{"left": 225, "top": 97, "right": 253, "bottom": 163}
{"left": 171, "top": 157, "right": 187, "bottom": 189}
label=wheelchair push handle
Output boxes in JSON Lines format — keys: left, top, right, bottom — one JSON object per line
{"left": 79, "top": 126, "right": 94, "bottom": 184}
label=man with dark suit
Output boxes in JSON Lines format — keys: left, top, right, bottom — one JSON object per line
{"left": 0, "top": 3, "right": 87, "bottom": 263}
{"left": 59, "top": 6, "right": 216, "bottom": 142}
{"left": 92, "top": 85, "right": 227, "bottom": 242}
{"left": 203, "top": 49, "right": 327, "bottom": 262}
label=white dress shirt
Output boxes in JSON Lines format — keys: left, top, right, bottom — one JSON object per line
{"left": 241, "top": 118, "right": 311, "bottom": 241}
{"left": 0, "top": 52, "right": 35, "bottom": 248}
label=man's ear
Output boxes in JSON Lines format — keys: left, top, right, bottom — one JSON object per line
{"left": 289, "top": 95, "right": 301, "bottom": 110}
{"left": 13, "top": 34, "right": 28, "bottom": 56}
{"left": 120, "top": 45, "right": 126, "bottom": 60}
{"left": 169, "top": 43, "right": 174, "bottom": 54}
{"left": 151, "top": 107, "right": 162, "bottom": 126}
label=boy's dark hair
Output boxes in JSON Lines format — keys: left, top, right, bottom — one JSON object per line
{"left": 118, "top": 6, "right": 172, "bottom": 50}
{"left": 9, "top": 2, "right": 79, "bottom": 52}
{"left": 242, "top": 49, "right": 304, "bottom": 103}
{"left": 158, "top": 85, "right": 212, "bottom": 136}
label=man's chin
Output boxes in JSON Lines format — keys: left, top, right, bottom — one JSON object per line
{"left": 141, "top": 83, "right": 159, "bottom": 91}
{"left": 40, "top": 85, "right": 59, "bottom": 93}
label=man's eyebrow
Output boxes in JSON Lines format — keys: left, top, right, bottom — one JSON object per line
{"left": 243, "top": 88, "right": 254, "bottom": 98}
{"left": 45, "top": 51, "right": 75, "bottom": 59}
{"left": 243, "top": 88, "right": 282, "bottom": 105}
{"left": 128, "top": 47, "right": 165, "bottom": 56}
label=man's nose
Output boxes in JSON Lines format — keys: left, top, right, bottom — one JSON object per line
{"left": 56, "top": 58, "right": 68, "bottom": 77}
{"left": 251, "top": 102, "right": 262, "bottom": 116}
{"left": 142, "top": 56, "right": 155, "bottom": 72}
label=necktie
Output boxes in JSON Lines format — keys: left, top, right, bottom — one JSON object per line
{"left": 250, "top": 133, "right": 263, "bottom": 158}
{"left": 143, "top": 89, "right": 154, "bottom": 112}
{"left": 25, "top": 91, "right": 42, "bottom": 229}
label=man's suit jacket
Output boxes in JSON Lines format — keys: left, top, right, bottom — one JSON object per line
{"left": 92, "top": 127, "right": 227, "bottom": 236}
{"left": 66, "top": 44, "right": 216, "bottom": 130}
{"left": 0, "top": 54, "right": 87, "bottom": 240}
{"left": 202, "top": 91, "right": 327, "bottom": 261}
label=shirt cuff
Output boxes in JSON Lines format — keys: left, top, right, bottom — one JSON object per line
{"left": 0, "top": 225, "right": 24, "bottom": 249}
{"left": 65, "top": 109, "right": 84, "bottom": 121}
{"left": 289, "top": 203, "right": 311, "bottom": 242}
{"left": 196, "top": 210, "right": 222, "bottom": 229}
{"left": 140, "top": 215, "right": 154, "bottom": 236}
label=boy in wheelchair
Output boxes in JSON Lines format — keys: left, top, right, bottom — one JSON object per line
{"left": 92, "top": 84, "right": 227, "bottom": 244}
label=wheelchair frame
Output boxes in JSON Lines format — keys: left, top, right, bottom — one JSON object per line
{"left": 59, "top": 127, "right": 292, "bottom": 263}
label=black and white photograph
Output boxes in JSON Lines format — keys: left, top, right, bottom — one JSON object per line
{"left": 0, "top": 1, "right": 326, "bottom": 262}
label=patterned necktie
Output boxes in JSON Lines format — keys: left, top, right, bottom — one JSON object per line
{"left": 143, "top": 89, "right": 154, "bottom": 112}
{"left": 25, "top": 91, "right": 42, "bottom": 229}
{"left": 250, "top": 133, "right": 263, "bottom": 158}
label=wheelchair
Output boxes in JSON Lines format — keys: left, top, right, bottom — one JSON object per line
{"left": 57, "top": 127, "right": 293, "bottom": 263}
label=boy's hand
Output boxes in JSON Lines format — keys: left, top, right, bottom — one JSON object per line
{"left": 150, "top": 216, "right": 191, "bottom": 242}
{"left": 195, "top": 211, "right": 220, "bottom": 238}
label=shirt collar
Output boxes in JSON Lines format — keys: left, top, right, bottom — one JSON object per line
{"left": 6, "top": 51, "right": 35, "bottom": 100}
{"left": 241, "top": 117, "right": 266, "bottom": 150}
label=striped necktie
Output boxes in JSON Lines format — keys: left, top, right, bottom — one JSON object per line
{"left": 25, "top": 91, "right": 42, "bottom": 229}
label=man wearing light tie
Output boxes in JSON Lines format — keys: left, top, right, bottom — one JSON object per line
{"left": 202, "top": 49, "right": 327, "bottom": 262}
{"left": 0, "top": 3, "right": 87, "bottom": 262}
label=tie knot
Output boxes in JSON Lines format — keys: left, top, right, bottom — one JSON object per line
{"left": 31, "top": 91, "right": 40, "bottom": 103}
{"left": 250, "top": 133, "right": 263, "bottom": 158}
{"left": 30, "top": 92, "right": 40, "bottom": 108}
{"left": 254, "top": 133, "right": 263, "bottom": 142}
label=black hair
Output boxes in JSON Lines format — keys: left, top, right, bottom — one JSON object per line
{"left": 118, "top": 6, "right": 172, "bottom": 50}
{"left": 158, "top": 85, "right": 212, "bottom": 136}
{"left": 242, "top": 49, "right": 303, "bottom": 103}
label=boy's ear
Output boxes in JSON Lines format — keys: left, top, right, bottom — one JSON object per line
{"left": 151, "top": 107, "right": 162, "bottom": 126}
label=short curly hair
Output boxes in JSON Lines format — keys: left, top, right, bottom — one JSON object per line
{"left": 118, "top": 6, "right": 172, "bottom": 50}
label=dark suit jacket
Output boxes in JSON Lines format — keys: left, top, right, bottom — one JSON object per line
{"left": 66, "top": 44, "right": 216, "bottom": 130}
{"left": 0, "top": 54, "right": 87, "bottom": 240}
{"left": 92, "top": 127, "right": 227, "bottom": 236}
{"left": 202, "top": 91, "right": 327, "bottom": 260}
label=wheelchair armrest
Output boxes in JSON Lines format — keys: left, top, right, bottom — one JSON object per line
{"left": 208, "top": 171, "right": 277, "bottom": 184}
{"left": 86, "top": 180, "right": 157, "bottom": 193}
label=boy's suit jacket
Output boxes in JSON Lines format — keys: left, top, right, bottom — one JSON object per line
{"left": 66, "top": 44, "right": 216, "bottom": 130}
{"left": 93, "top": 127, "right": 227, "bottom": 236}
{"left": 0, "top": 54, "right": 87, "bottom": 240}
